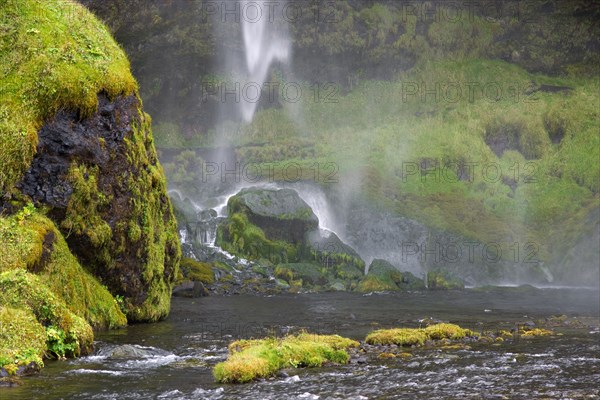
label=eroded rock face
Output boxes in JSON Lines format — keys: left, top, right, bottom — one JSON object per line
{"left": 17, "top": 93, "right": 180, "bottom": 322}
{"left": 18, "top": 94, "right": 134, "bottom": 208}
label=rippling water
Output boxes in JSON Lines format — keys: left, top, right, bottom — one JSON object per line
{"left": 7, "top": 288, "right": 600, "bottom": 399}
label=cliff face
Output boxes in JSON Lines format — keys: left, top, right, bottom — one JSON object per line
{"left": 0, "top": 0, "right": 180, "bottom": 374}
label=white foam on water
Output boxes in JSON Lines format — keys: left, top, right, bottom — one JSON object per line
{"left": 66, "top": 369, "right": 123, "bottom": 376}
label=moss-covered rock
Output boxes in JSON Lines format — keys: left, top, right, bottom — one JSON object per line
{"left": 0, "top": 209, "right": 126, "bottom": 329}
{"left": 426, "top": 270, "right": 465, "bottom": 290}
{"left": 305, "top": 229, "right": 365, "bottom": 275}
{"left": 365, "top": 323, "right": 476, "bottom": 347}
{"left": 213, "top": 332, "right": 359, "bottom": 383}
{"left": 0, "top": 0, "right": 136, "bottom": 195}
{"left": 228, "top": 187, "right": 319, "bottom": 244}
{"left": 177, "top": 257, "right": 214, "bottom": 284}
{"left": 275, "top": 263, "right": 327, "bottom": 288}
{"left": 217, "top": 187, "right": 366, "bottom": 291}
{"left": 217, "top": 211, "right": 296, "bottom": 265}
{"left": 1, "top": 0, "right": 180, "bottom": 322}
{"left": 0, "top": 306, "right": 45, "bottom": 375}
{"left": 0, "top": 269, "right": 94, "bottom": 364}
{"left": 357, "top": 259, "right": 425, "bottom": 292}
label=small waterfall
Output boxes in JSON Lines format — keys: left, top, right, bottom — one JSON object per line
{"left": 239, "top": 0, "right": 290, "bottom": 122}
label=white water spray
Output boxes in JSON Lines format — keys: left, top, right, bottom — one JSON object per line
{"left": 240, "top": 0, "right": 290, "bottom": 122}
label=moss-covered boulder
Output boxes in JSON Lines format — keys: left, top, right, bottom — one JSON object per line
{"left": 426, "top": 270, "right": 465, "bottom": 290}
{"left": 0, "top": 0, "right": 180, "bottom": 322}
{"left": 358, "top": 259, "right": 425, "bottom": 292}
{"left": 216, "top": 187, "right": 365, "bottom": 290}
{"left": 275, "top": 263, "right": 327, "bottom": 288}
{"left": 214, "top": 333, "right": 359, "bottom": 383}
{"left": 216, "top": 187, "right": 318, "bottom": 264}
{"left": 365, "top": 323, "right": 476, "bottom": 347}
{"left": 228, "top": 187, "right": 319, "bottom": 244}
{"left": 305, "top": 229, "right": 365, "bottom": 274}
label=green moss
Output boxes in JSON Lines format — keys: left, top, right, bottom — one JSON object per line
{"left": 365, "top": 323, "right": 476, "bottom": 347}
{"left": 424, "top": 323, "right": 474, "bottom": 340}
{"left": 0, "top": 209, "right": 127, "bottom": 330}
{"left": 61, "top": 164, "right": 112, "bottom": 247}
{"left": 214, "top": 332, "right": 359, "bottom": 383}
{"left": 427, "top": 271, "right": 465, "bottom": 290}
{"left": 520, "top": 328, "right": 554, "bottom": 337}
{"left": 357, "top": 275, "right": 399, "bottom": 292}
{"left": 0, "top": 269, "right": 94, "bottom": 364}
{"left": 275, "top": 263, "right": 326, "bottom": 287}
{"left": 217, "top": 212, "right": 294, "bottom": 264}
{"left": 365, "top": 328, "right": 428, "bottom": 347}
{"left": 0, "top": 306, "right": 45, "bottom": 373}
{"left": 178, "top": 257, "right": 214, "bottom": 284}
{"left": 358, "top": 260, "right": 425, "bottom": 292}
{"left": 0, "top": 0, "right": 137, "bottom": 195}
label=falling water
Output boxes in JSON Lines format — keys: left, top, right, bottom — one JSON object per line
{"left": 239, "top": 0, "right": 290, "bottom": 122}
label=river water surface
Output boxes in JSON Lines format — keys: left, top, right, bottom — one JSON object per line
{"left": 7, "top": 288, "right": 600, "bottom": 399}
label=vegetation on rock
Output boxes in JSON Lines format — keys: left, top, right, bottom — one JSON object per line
{"left": 0, "top": 0, "right": 136, "bottom": 195}
{"left": 177, "top": 257, "right": 214, "bottom": 285}
{"left": 0, "top": 0, "right": 180, "bottom": 374}
{"left": 365, "top": 323, "right": 476, "bottom": 346}
{"left": 0, "top": 209, "right": 127, "bottom": 330}
{"left": 213, "top": 332, "right": 359, "bottom": 383}
{"left": 358, "top": 259, "right": 425, "bottom": 292}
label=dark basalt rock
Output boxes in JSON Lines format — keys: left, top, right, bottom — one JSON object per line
{"left": 18, "top": 94, "right": 135, "bottom": 208}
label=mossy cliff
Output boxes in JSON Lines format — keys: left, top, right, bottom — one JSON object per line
{"left": 0, "top": 0, "right": 180, "bottom": 374}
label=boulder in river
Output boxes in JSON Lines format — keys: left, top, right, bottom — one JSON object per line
{"left": 358, "top": 259, "right": 425, "bottom": 292}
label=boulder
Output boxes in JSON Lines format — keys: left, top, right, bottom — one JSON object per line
{"left": 357, "top": 259, "right": 425, "bottom": 292}
{"left": 228, "top": 187, "right": 319, "bottom": 244}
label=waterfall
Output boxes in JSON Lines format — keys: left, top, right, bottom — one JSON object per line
{"left": 239, "top": 0, "right": 290, "bottom": 122}
{"left": 288, "top": 182, "right": 343, "bottom": 237}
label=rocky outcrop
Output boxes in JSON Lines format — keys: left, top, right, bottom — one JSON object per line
{"left": 16, "top": 92, "right": 180, "bottom": 322}
{"left": 0, "top": 4, "right": 179, "bottom": 363}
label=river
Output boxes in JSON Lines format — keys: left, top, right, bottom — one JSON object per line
{"left": 7, "top": 288, "right": 600, "bottom": 399}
